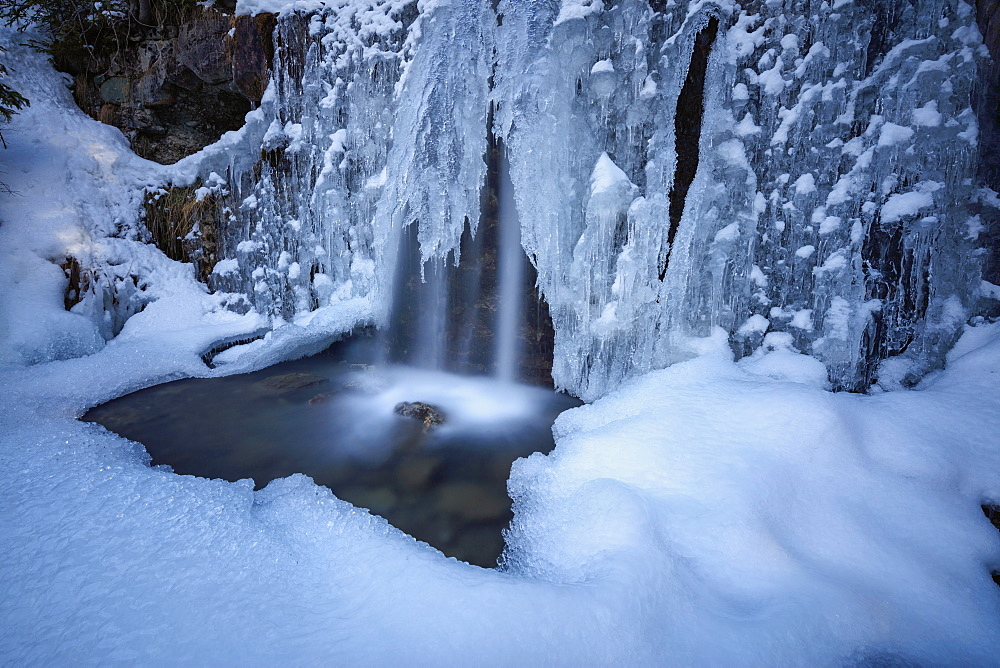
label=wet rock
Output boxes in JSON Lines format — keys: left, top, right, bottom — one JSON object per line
{"left": 233, "top": 13, "right": 277, "bottom": 102}
{"left": 257, "top": 372, "right": 328, "bottom": 392}
{"left": 434, "top": 482, "right": 510, "bottom": 523}
{"left": 394, "top": 401, "right": 446, "bottom": 430}
{"left": 99, "top": 77, "right": 130, "bottom": 104}
{"left": 164, "top": 64, "right": 205, "bottom": 92}
{"left": 341, "top": 369, "right": 388, "bottom": 394}
{"left": 347, "top": 363, "right": 374, "bottom": 372}
{"left": 130, "top": 40, "right": 176, "bottom": 106}
{"left": 67, "top": 7, "right": 251, "bottom": 165}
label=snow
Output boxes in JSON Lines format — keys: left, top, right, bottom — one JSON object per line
{"left": 789, "top": 308, "right": 814, "bottom": 330}
{"left": 982, "top": 280, "right": 1000, "bottom": 301}
{"left": 505, "top": 327, "right": 1000, "bottom": 664}
{"left": 882, "top": 190, "right": 935, "bottom": 223}
{"left": 590, "top": 58, "right": 614, "bottom": 74}
{"left": 819, "top": 215, "right": 841, "bottom": 234}
{"left": 737, "top": 313, "right": 769, "bottom": 335}
{"left": 793, "top": 173, "right": 816, "bottom": 195}
{"left": 795, "top": 244, "right": 815, "bottom": 259}
{"left": 211, "top": 258, "right": 240, "bottom": 276}
{"left": 4, "top": 289, "right": 1000, "bottom": 664}
{"left": 734, "top": 112, "right": 761, "bottom": 137}
{"left": 913, "top": 101, "right": 943, "bottom": 127}
{"left": 878, "top": 122, "right": 915, "bottom": 147}
{"left": 555, "top": 0, "right": 605, "bottom": 25}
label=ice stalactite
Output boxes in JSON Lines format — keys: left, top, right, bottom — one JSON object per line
{"left": 719, "top": 0, "right": 981, "bottom": 391}
{"left": 211, "top": 5, "right": 413, "bottom": 321}
{"left": 377, "top": 0, "right": 496, "bottom": 369}
{"left": 494, "top": 0, "right": 740, "bottom": 400}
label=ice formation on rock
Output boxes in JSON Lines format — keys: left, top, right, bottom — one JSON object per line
{"left": 214, "top": 0, "right": 494, "bottom": 325}
{"left": 199, "top": 0, "right": 986, "bottom": 399}
{"left": 494, "top": 0, "right": 983, "bottom": 398}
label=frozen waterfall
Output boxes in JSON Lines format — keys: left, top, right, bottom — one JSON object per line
{"left": 202, "top": 0, "right": 987, "bottom": 400}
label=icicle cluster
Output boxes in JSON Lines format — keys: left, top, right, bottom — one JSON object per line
{"left": 208, "top": 0, "right": 985, "bottom": 400}
{"left": 213, "top": 0, "right": 493, "bottom": 323}
{"left": 495, "top": 0, "right": 983, "bottom": 398}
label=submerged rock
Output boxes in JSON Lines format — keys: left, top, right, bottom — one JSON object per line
{"left": 341, "top": 369, "right": 389, "bottom": 394}
{"left": 257, "top": 373, "right": 328, "bottom": 392}
{"left": 307, "top": 392, "right": 338, "bottom": 406}
{"left": 393, "top": 401, "right": 446, "bottom": 430}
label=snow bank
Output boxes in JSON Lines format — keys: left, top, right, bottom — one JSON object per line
{"left": 505, "top": 326, "right": 1000, "bottom": 664}
{"left": 3, "top": 318, "right": 999, "bottom": 664}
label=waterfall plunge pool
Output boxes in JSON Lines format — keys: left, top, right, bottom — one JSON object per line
{"left": 83, "top": 336, "right": 580, "bottom": 568}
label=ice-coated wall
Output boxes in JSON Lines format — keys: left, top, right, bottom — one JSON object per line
{"left": 495, "top": 0, "right": 983, "bottom": 398}
{"left": 213, "top": 0, "right": 494, "bottom": 323}
{"left": 209, "top": 0, "right": 987, "bottom": 400}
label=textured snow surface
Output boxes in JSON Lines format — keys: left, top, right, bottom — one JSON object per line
{"left": 3, "top": 319, "right": 1000, "bottom": 664}
{"left": 0, "top": 35, "right": 371, "bottom": 370}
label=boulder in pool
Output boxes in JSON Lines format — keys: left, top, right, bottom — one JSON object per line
{"left": 394, "top": 401, "right": 446, "bottom": 431}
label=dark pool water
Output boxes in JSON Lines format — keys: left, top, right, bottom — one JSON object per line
{"left": 83, "top": 339, "right": 580, "bottom": 567}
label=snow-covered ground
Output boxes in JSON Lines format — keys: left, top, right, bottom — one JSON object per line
{"left": 1, "top": 28, "right": 999, "bottom": 666}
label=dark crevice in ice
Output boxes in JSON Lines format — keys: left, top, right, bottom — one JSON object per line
{"left": 663, "top": 17, "right": 718, "bottom": 280}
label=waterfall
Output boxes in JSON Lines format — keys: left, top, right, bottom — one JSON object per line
{"left": 381, "top": 223, "right": 454, "bottom": 371}
{"left": 493, "top": 146, "right": 524, "bottom": 382}
{"left": 208, "top": 0, "right": 987, "bottom": 400}
{"left": 381, "top": 143, "right": 533, "bottom": 381}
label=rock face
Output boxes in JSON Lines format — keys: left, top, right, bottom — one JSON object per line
{"left": 67, "top": 6, "right": 276, "bottom": 164}
{"left": 233, "top": 14, "right": 278, "bottom": 102}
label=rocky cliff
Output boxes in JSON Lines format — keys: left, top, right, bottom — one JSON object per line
{"left": 64, "top": 1, "right": 274, "bottom": 164}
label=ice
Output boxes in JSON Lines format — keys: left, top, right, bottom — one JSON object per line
{"left": 200, "top": 0, "right": 493, "bottom": 326}
{"left": 491, "top": 0, "right": 984, "bottom": 397}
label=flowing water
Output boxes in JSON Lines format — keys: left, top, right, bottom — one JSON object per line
{"left": 85, "top": 335, "right": 579, "bottom": 568}
{"left": 86, "top": 125, "right": 567, "bottom": 568}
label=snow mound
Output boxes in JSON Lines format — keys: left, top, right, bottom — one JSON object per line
{"left": 505, "top": 326, "right": 1000, "bottom": 664}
